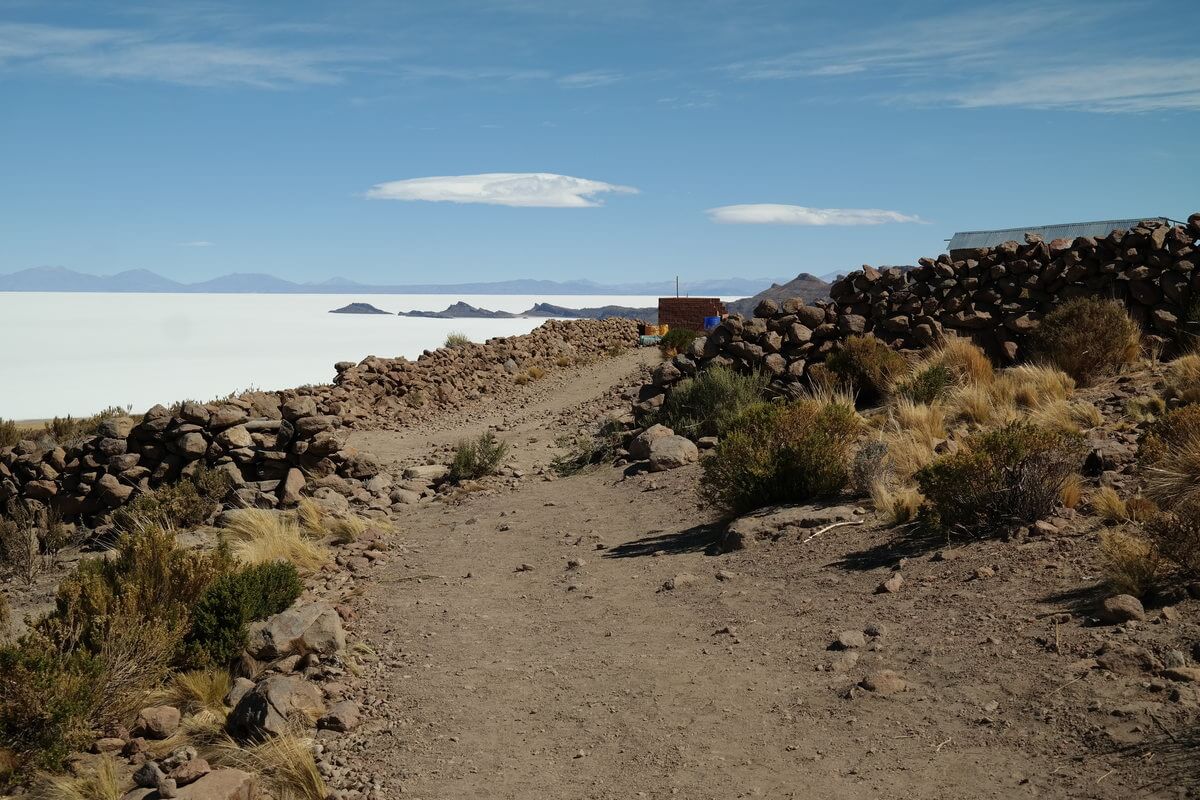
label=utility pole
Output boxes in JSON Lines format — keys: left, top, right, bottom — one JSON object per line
{"left": 675, "top": 275, "right": 679, "bottom": 297}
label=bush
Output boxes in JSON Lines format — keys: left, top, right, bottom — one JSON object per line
{"left": 891, "top": 363, "right": 954, "bottom": 404}
{"left": 0, "top": 509, "right": 39, "bottom": 586}
{"left": 43, "top": 527, "right": 232, "bottom": 654}
{"left": 0, "top": 419, "right": 18, "bottom": 448}
{"left": 1029, "top": 297, "right": 1140, "bottom": 386}
{"left": 700, "top": 396, "right": 861, "bottom": 515}
{"left": 183, "top": 561, "right": 303, "bottom": 668}
{"left": 449, "top": 432, "right": 508, "bottom": 482}
{"left": 659, "top": 328, "right": 697, "bottom": 357}
{"left": 444, "top": 332, "right": 471, "bottom": 349}
{"left": 527, "top": 366, "right": 546, "bottom": 380}
{"left": 825, "top": 335, "right": 910, "bottom": 406}
{"left": 1139, "top": 405, "right": 1200, "bottom": 468}
{"left": 112, "top": 466, "right": 231, "bottom": 532}
{"left": 653, "top": 365, "right": 769, "bottom": 438}
{"left": 41, "top": 406, "right": 130, "bottom": 447}
{"left": 1162, "top": 353, "right": 1200, "bottom": 407}
{"left": 551, "top": 419, "right": 622, "bottom": 477}
{"left": 915, "top": 422, "right": 1084, "bottom": 537}
{"left": 1144, "top": 504, "right": 1200, "bottom": 579}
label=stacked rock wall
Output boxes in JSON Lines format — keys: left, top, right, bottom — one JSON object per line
{"left": 639, "top": 215, "right": 1200, "bottom": 410}
{"left": 1, "top": 317, "right": 640, "bottom": 522}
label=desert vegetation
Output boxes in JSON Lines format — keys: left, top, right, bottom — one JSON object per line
{"left": 449, "top": 432, "right": 508, "bottom": 483}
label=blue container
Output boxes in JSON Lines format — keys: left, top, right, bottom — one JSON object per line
{"left": 703, "top": 316, "right": 721, "bottom": 331}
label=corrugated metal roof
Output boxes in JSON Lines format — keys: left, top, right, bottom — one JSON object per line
{"left": 948, "top": 217, "right": 1172, "bottom": 251}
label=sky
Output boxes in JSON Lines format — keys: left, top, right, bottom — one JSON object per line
{"left": 1, "top": 0, "right": 1197, "bottom": 286}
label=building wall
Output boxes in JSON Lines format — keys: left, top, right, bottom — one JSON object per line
{"left": 657, "top": 297, "right": 726, "bottom": 332}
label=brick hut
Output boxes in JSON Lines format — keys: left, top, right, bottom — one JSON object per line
{"left": 657, "top": 297, "right": 726, "bottom": 332}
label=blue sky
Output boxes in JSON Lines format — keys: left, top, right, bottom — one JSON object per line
{"left": 1, "top": 0, "right": 1197, "bottom": 285}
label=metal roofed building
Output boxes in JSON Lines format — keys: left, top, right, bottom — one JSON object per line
{"left": 948, "top": 217, "right": 1175, "bottom": 255}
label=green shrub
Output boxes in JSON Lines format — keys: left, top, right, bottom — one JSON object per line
{"left": 444, "top": 332, "right": 471, "bottom": 349}
{"left": 915, "top": 422, "right": 1084, "bottom": 537}
{"left": 1029, "top": 297, "right": 1140, "bottom": 386}
{"left": 0, "top": 419, "right": 18, "bottom": 449}
{"left": 653, "top": 365, "right": 769, "bottom": 438}
{"left": 43, "top": 527, "right": 232, "bottom": 654}
{"left": 825, "top": 335, "right": 910, "bottom": 406}
{"left": 891, "top": 363, "right": 954, "bottom": 404}
{"left": 112, "top": 466, "right": 231, "bottom": 532}
{"left": 551, "top": 419, "right": 623, "bottom": 477}
{"left": 183, "top": 561, "right": 303, "bottom": 668}
{"left": 0, "top": 592, "right": 9, "bottom": 635}
{"left": 448, "top": 432, "right": 508, "bottom": 483}
{"left": 41, "top": 406, "right": 130, "bottom": 446}
{"left": 700, "top": 396, "right": 861, "bottom": 515}
{"left": 0, "top": 509, "right": 39, "bottom": 586}
{"left": 659, "top": 328, "right": 697, "bottom": 357}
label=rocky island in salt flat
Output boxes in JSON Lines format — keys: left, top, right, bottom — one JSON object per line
{"left": 330, "top": 302, "right": 391, "bottom": 314}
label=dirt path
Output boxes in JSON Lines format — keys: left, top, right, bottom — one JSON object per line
{"left": 330, "top": 353, "right": 1192, "bottom": 800}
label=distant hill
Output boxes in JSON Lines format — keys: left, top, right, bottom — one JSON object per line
{"left": 398, "top": 302, "right": 517, "bottom": 319}
{"left": 523, "top": 302, "right": 655, "bottom": 321}
{"left": 0, "top": 266, "right": 785, "bottom": 297}
{"left": 725, "top": 273, "right": 832, "bottom": 317}
{"left": 330, "top": 303, "right": 390, "bottom": 314}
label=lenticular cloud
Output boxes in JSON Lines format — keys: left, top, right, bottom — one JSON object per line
{"left": 707, "top": 204, "right": 922, "bottom": 226}
{"left": 366, "top": 172, "right": 638, "bottom": 208}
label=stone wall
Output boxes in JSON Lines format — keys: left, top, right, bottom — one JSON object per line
{"left": 639, "top": 214, "right": 1200, "bottom": 411}
{"left": 0, "top": 317, "right": 640, "bottom": 523}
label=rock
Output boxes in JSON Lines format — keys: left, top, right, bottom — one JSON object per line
{"left": 403, "top": 464, "right": 449, "bottom": 482}
{"left": 97, "top": 417, "right": 135, "bottom": 439}
{"left": 1100, "top": 594, "right": 1146, "bottom": 624}
{"left": 629, "top": 424, "right": 674, "bottom": 461}
{"left": 133, "top": 706, "right": 181, "bottom": 740}
{"left": 660, "top": 573, "right": 700, "bottom": 591}
{"left": 216, "top": 425, "right": 253, "bottom": 450}
{"left": 227, "top": 675, "right": 325, "bottom": 740}
{"left": 224, "top": 677, "right": 255, "bottom": 709}
{"left": 96, "top": 473, "right": 134, "bottom": 505}
{"left": 647, "top": 435, "right": 699, "bottom": 472}
{"left": 860, "top": 670, "right": 907, "bottom": 696}
{"left": 93, "top": 737, "right": 126, "bottom": 754}
{"left": 168, "top": 758, "right": 212, "bottom": 786}
{"left": 177, "top": 432, "right": 208, "bottom": 459}
{"left": 282, "top": 396, "right": 318, "bottom": 421}
{"left": 209, "top": 405, "right": 249, "bottom": 429}
{"left": 134, "top": 762, "right": 167, "bottom": 789}
{"left": 877, "top": 574, "right": 903, "bottom": 594}
{"left": 169, "top": 769, "right": 257, "bottom": 800}
{"left": 278, "top": 468, "right": 306, "bottom": 506}
{"left": 318, "top": 699, "right": 362, "bottom": 732}
{"left": 1163, "top": 667, "right": 1200, "bottom": 683}
{"left": 247, "top": 603, "right": 345, "bottom": 661}
{"left": 834, "top": 630, "right": 867, "bottom": 650}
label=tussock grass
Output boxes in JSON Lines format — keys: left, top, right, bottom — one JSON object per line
{"left": 1091, "top": 486, "right": 1128, "bottom": 522}
{"left": 157, "top": 669, "right": 232, "bottom": 716}
{"left": 527, "top": 366, "right": 546, "bottom": 380}
{"left": 1143, "top": 433, "right": 1200, "bottom": 511}
{"left": 1029, "top": 297, "right": 1141, "bottom": 385}
{"left": 444, "top": 332, "right": 471, "bottom": 349}
{"left": 996, "top": 364, "right": 1075, "bottom": 409}
{"left": 212, "top": 733, "right": 327, "bottom": 800}
{"left": 1163, "top": 353, "right": 1200, "bottom": 406}
{"left": 870, "top": 482, "right": 923, "bottom": 526}
{"left": 1100, "top": 530, "right": 1161, "bottom": 598}
{"left": 34, "top": 755, "right": 123, "bottom": 800}
{"left": 223, "top": 510, "right": 329, "bottom": 574}
{"left": 1059, "top": 473, "right": 1084, "bottom": 509}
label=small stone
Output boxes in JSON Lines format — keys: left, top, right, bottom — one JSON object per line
{"left": 972, "top": 566, "right": 995, "bottom": 580}
{"left": 167, "top": 758, "right": 211, "bottom": 787}
{"left": 860, "top": 670, "right": 907, "bottom": 696}
{"left": 1100, "top": 594, "right": 1146, "bottom": 624}
{"left": 660, "top": 573, "right": 700, "bottom": 591}
{"left": 566, "top": 558, "right": 586, "bottom": 570}
{"left": 715, "top": 570, "right": 736, "bottom": 582}
{"left": 515, "top": 563, "right": 534, "bottom": 572}
{"left": 133, "top": 706, "right": 181, "bottom": 740}
{"left": 834, "top": 631, "right": 867, "bottom": 650}
{"left": 877, "top": 574, "right": 903, "bottom": 594}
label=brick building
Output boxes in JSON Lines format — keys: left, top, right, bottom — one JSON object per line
{"left": 657, "top": 297, "right": 726, "bottom": 332}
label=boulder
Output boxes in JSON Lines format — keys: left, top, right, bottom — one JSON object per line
{"left": 860, "top": 669, "right": 907, "bottom": 696}
{"left": 247, "top": 603, "right": 345, "bottom": 661}
{"left": 318, "top": 699, "right": 362, "bottom": 732}
{"left": 629, "top": 424, "right": 674, "bottom": 461}
{"left": 278, "top": 468, "right": 306, "bottom": 506}
{"left": 647, "top": 435, "right": 699, "bottom": 472}
{"left": 1099, "top": 594, "right": 1146, "bottom": 624}
{"left": 226, "top": 675, "right": 325, "bottom": 740}
{"left": 96, "top": 473, "right": 134, "bottom": 505}
{"left": 133, "top": 706, "right": 181, "bottom": 740}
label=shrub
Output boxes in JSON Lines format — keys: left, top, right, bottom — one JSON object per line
{"left": 1100, "top": 530, "right": 1161, "bottom": 598}
{"left": 0, "top": 511, "right": 39, "bottom": 586}
{"left": 444, "top": 332, "right": 471, "bottom": 349}
{"left": 113, "top": 466, "right": 231, "bottom": 532}
{"left": 161, "top": 668, "right": 233, "bottom": 716}
{"left": 850, "top": 440, "right": 891, "bottom": 495}
{"left": 653, "top": 365, "right": 769, "bottom": 438}
{"left": 41, "top": 406, "right": 130, "bottom": 447}
{"left": 0, "top": 592, "right": 9, "bottom": 635}
{"left": 448, "top": 432, "right": 508, "bottom": 483}
{"left": 527, "top": 366, "right": 546, "bottom": 380}
{"left": 700, "top": 396, "right": 861, "bottom": 515}
{"left": 0, "top": 419, "right": 18, "bottom": 448}
{"left": 183, "top": 561, "right": 303, "bottom": 669}
{"left": 1144, "top": 504, "right": 1200, "bottom": 578}
{"left": 825, "top": 335, "right": 910, "bottom": 406}
{"left": 43, "top": 527, "right": 232, "bottom": 654}
{"left": 513, "top": 373, "right": 529, "bottom": 386}
{"left": 1028, "top": 297, "right": 1140, "bottom": 386}
{"left": 1142, "top": 426, "right": 1200, "bottom": 512}
{"left": 659, "top": 328, "right": 697, "bottom": 357}
{"left": 606, "top": 343, "right": 626, "bottom": 358}
{"left": 891, "top": 363, "right": 954, "bottom": 404}
{"left": 1139, "top": 405, "right": 1200, "bottom": 468}
{"left": 870, "top": 482, "right": 923, "bottom": 526}
{"left": 928, "top": 337, "right": 995, "bottom": 385}
{"left": 555, "top": 354, "right": 574, "bottom": 368}
{"left": 551, "top": 420, "right": 622, "bottom": 477}
{"left": 915, "top": 422, "right": 1084, "bottom": 537}
{"left": 222, "top": 510, "right": 328, "bottom": 574}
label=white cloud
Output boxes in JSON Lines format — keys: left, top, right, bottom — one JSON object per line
{"left": 365, "top": 173, "right": 638, "bottom": 208}
{"left": 180, "top": 240, "right": 214, "bottom": 247}
{"left": 707, "top": 204, "right": 922, "bottom": 226}
{"left": 557, "top": 70, "right": 623, "bottom": 88}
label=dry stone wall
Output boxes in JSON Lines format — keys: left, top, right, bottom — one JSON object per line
{"left": 1, "top": 317, "right": 640, "bottom": 523}
{"left": 640, "top": 215, "right": 1200, "bottom": 410}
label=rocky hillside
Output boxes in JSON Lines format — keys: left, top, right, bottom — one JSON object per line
{"left": 724, "top": 272, "right": 832, "bottom": 316}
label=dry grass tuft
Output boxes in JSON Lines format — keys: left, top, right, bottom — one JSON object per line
{"left": 892, "top": 399, "right": 947, "bottom": 442}
{"left": 159, "top": 669, "right": 232, "bottom": 716}
{"left": 1099, "top": 530, "right": 1161, "bottom": 598}
{"left": 1091, "top": 486, "right": 1128, "bottom": 522}
{"left": 870, "top": 482, "right": 924, "bottom": 526}
{"left": 1143, "top": 433, "right": 1200, "bottom": 511}
{"left": 527, "top": 365, "right": 546, "bottom": 380}
{"left": 996, "top": 364, "right": 1075, "bottom": 409}
{"left": 928, "top": 337, "right": 995, "bottom": 385}
{"left": 212, "top": 733, "right": 327, "bottom": 800}
{"left": 34, "top": 755, "right": 124, "bottom": 800}
{"left": 1162, "top": 353, "right": 1200, "bottom": 406}
{"left": 296, "top": 498, "right": 325, "bottom": 535}
{"left": 223, "top": 510, "right": 329, "bottom": 574}
{"left": 1059, "top": 473, "right": 1084, "bottom": 509}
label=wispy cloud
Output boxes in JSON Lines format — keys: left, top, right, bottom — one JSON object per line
{"left": 557, "top": 70, "right": 623, "bottom": 89}
{"left": 0, "top": 21, "right": 361, "bottom": 87}
{"left": 707, "top": 204, "right": 922, "bottom": 226}
{"left": 179, "top": 240, "right": 214, "bottom": 247}
{"left": 366, "top": 173, "right": 638, "bottom": 208}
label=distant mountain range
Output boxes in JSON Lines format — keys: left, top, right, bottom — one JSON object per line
{"left": 0, "top": 266, "right": 787, "bottom": 297}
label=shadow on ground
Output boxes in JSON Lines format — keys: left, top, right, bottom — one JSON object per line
{"left": 1114, "top": 719, "right": 1200, "bottom": 795}
{"left": 832, "top": 527, "right": 952, "bottom": 571}
{"left": 605, "top": 522, "right": 724, "bottom": 558}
